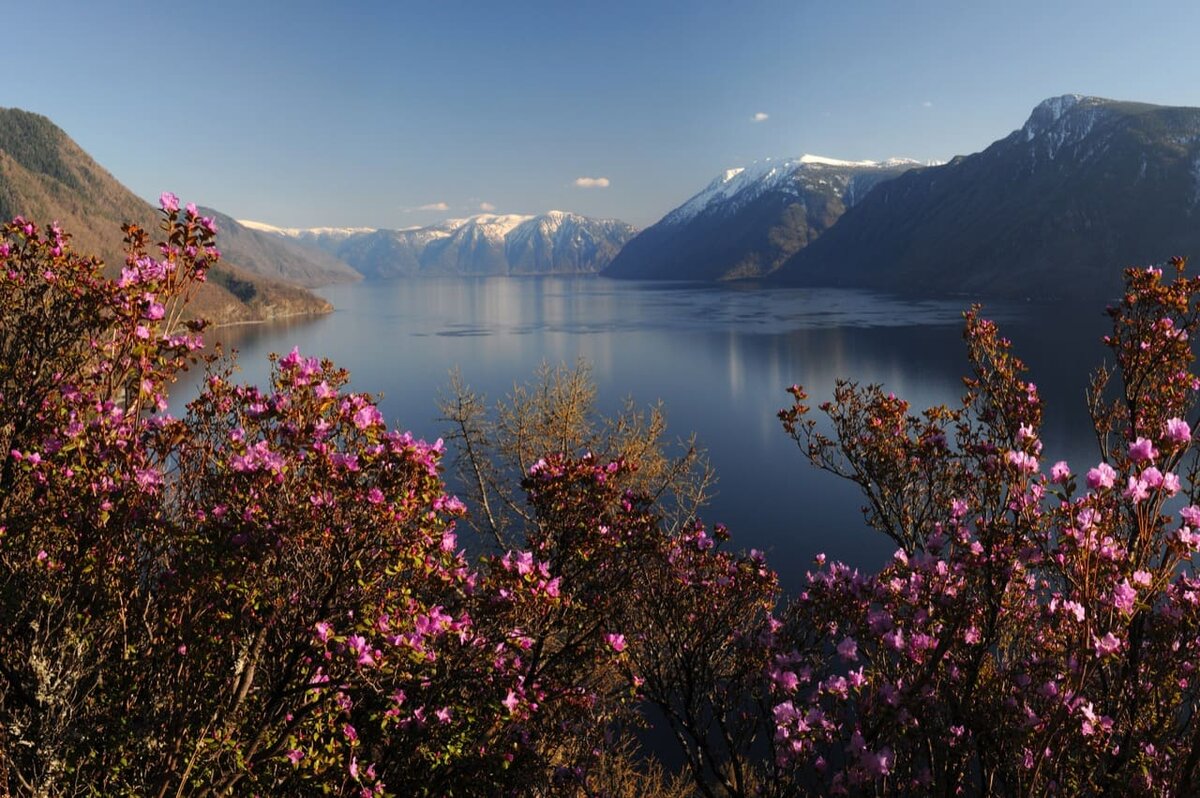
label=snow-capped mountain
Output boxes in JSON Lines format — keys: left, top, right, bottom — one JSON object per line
{"left": 244, "top": 213, "right": 636, "bottom": 278}
{"left": 775, "top": 95, "right": 1200, "bottom": 299}
{"left": 505, "top": 211, "right": 635, "bottom": 275}
{"left": 604, "top": 155, "right": 923, "bottom": 281}
{"left": 236, "top": 219, "right": 377, "bottom": 254}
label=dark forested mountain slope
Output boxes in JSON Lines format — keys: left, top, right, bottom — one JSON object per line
{"left": 776, "top": 95, "right": 1200, "bottom": 299}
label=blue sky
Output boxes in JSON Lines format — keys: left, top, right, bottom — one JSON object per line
{"left": 8, "top": 0, "right": 1200, "bottom": 229}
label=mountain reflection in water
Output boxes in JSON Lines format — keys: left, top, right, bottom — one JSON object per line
{"left": 171, "top": 277, "right": 1109, "bottom": 593}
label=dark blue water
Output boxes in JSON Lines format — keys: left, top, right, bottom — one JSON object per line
{"left": 173, "top": 277, "right": 1111, "bottom": 592}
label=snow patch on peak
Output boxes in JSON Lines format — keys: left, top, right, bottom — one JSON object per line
{"left": 662, "top": 155, "right": 920, "bottom": 227}
{"left": 1021, "top": 95, "right": 1114, "bottom": 161}
{"left": 799, "top": 154, "right": 927, "bottom": 169}
{"left": 1022, "top": 95, "right": 1112, "bottom": 142}
{"left": 799, "top": 154, "right": 881, "bottom": 168}
{"left": 238, "top": 219, "right": 286, "bottom": 234}
{"left": 238, "top": 219, "right": 377, "bottom": 238}
{"left": 461, "top": 214, "right": 534, "bottom": 237}
{"left": 1033, "top": 94, "right": 1084, "bottom": 123}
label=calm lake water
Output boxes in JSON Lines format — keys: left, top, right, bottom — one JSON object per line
{"left": 174, "top": 277, "right": 1113, "bottom": 593}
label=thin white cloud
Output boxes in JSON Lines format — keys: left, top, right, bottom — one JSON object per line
{"left": 752, "top": 112, "right": 769, "bottom": 122}
{"left": 479, "top": 201, "right": 497, "bottom": 211}
{"left": 414, "top": 201, "right": 449, "bottom": 211}
{"left": 574, "top": 177, "right": 611, "bottom": 188}
{"left": 922, "top": 100, "right": 934, "bottom": 108}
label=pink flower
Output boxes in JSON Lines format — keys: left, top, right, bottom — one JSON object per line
{"left": 1086, "top": 462, "right": 1117, "bottom": 489}
{"left": 1124, "top": 476, "right": 1150, "bottom": 504}
{"left": 772, "top": 668, "right": 800, "bottom": 690}
{"left": 287, "top": 748, "right": 303, "bottom": 766}
{"left": 1061, "top": 601, "right": 1086, "bottom": 622}
{"left": 605, "top": 633, "right": 626, "bottom": 652}
{"left": 1140, "top": 467, "right": 1164, "bottom": 489}
{"left": 502, "top": 690, "right": 520, "bottom": 713}
{"left": 1166, "top": 417, "right": 1192, "bottom": 444}
{"left": 1128, "top": 437, "right": 1159, "bottom": 463}
{"left": 353, "top": 405, "right": 383, "bottom": 429}
{"left": 1050, "top": 460, "right": 1071, "bottom": 483}
{"left": 1007, "top": 450, "right": 1038, "bottom": 473}
{"left": 1111, "top": 579, "right": 1137, "bottom": 614}
{"left": 159, "top": 192, "right": 180, "bottom": 213}
{"left": 861, "top": 747, "right": 893, "bottom": 776}
{"left": 135, "top": 467, "right": 162, "bottom": 490}
{"left": 1093, "top": 632, "right": 1121, "bottom": 657}
{"left": 836, "top": 636, "right": 859, "bottom": 662}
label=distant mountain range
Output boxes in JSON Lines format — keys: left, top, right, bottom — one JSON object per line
{"left": 0, "top": 107, "right": 636, "bottom": 326}
{"left": 604, "top": 155, "right": 923, "bottom": 281}
{"left": 0, "top": 108, "right": 335, "bottom": 324}
{"left": 241, "top": 211, "right": 636, "bottom": 278}
{"left": 11, "top": 95, "right": 1200, "bottom": 308}
{"left": 608, "top": 95, "right": 1200, "bottom": 300}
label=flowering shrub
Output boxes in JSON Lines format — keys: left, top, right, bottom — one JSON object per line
{"left": 7, "top": 198, "right": 1200, "bottom": 797}
{"left": 442, "top": 371, "right": 784, "bottom": 795}
{"left": 0, "top": 201, "right": 778, "bottom": 797}
{"left": 0, "top": 197, "right": 214, "bottom": 792}
{"left": 518, "top": 453, "right": 781, "bottom": 796}
{"left": 775, "top": 258, "right": 1200, "bottom": 796}
{"left": 0, "top": 201, "right": 600, "bottom": 796}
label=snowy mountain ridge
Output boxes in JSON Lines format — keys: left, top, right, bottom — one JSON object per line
{"left": 661, "top": 154, "right": 923, "bottom": 228}
{"left": 606, "top": 153, "right": 924, "bottom": 281}
{"left": 251, "top": 211, "right": 637, "bottom": 278}
{"left": 238, "top": 219, "right": 377, "bottom": 239}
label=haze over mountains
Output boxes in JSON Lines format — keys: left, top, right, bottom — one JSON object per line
{"left": 241, "top": 212, "right": 636, "bottom": 278}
